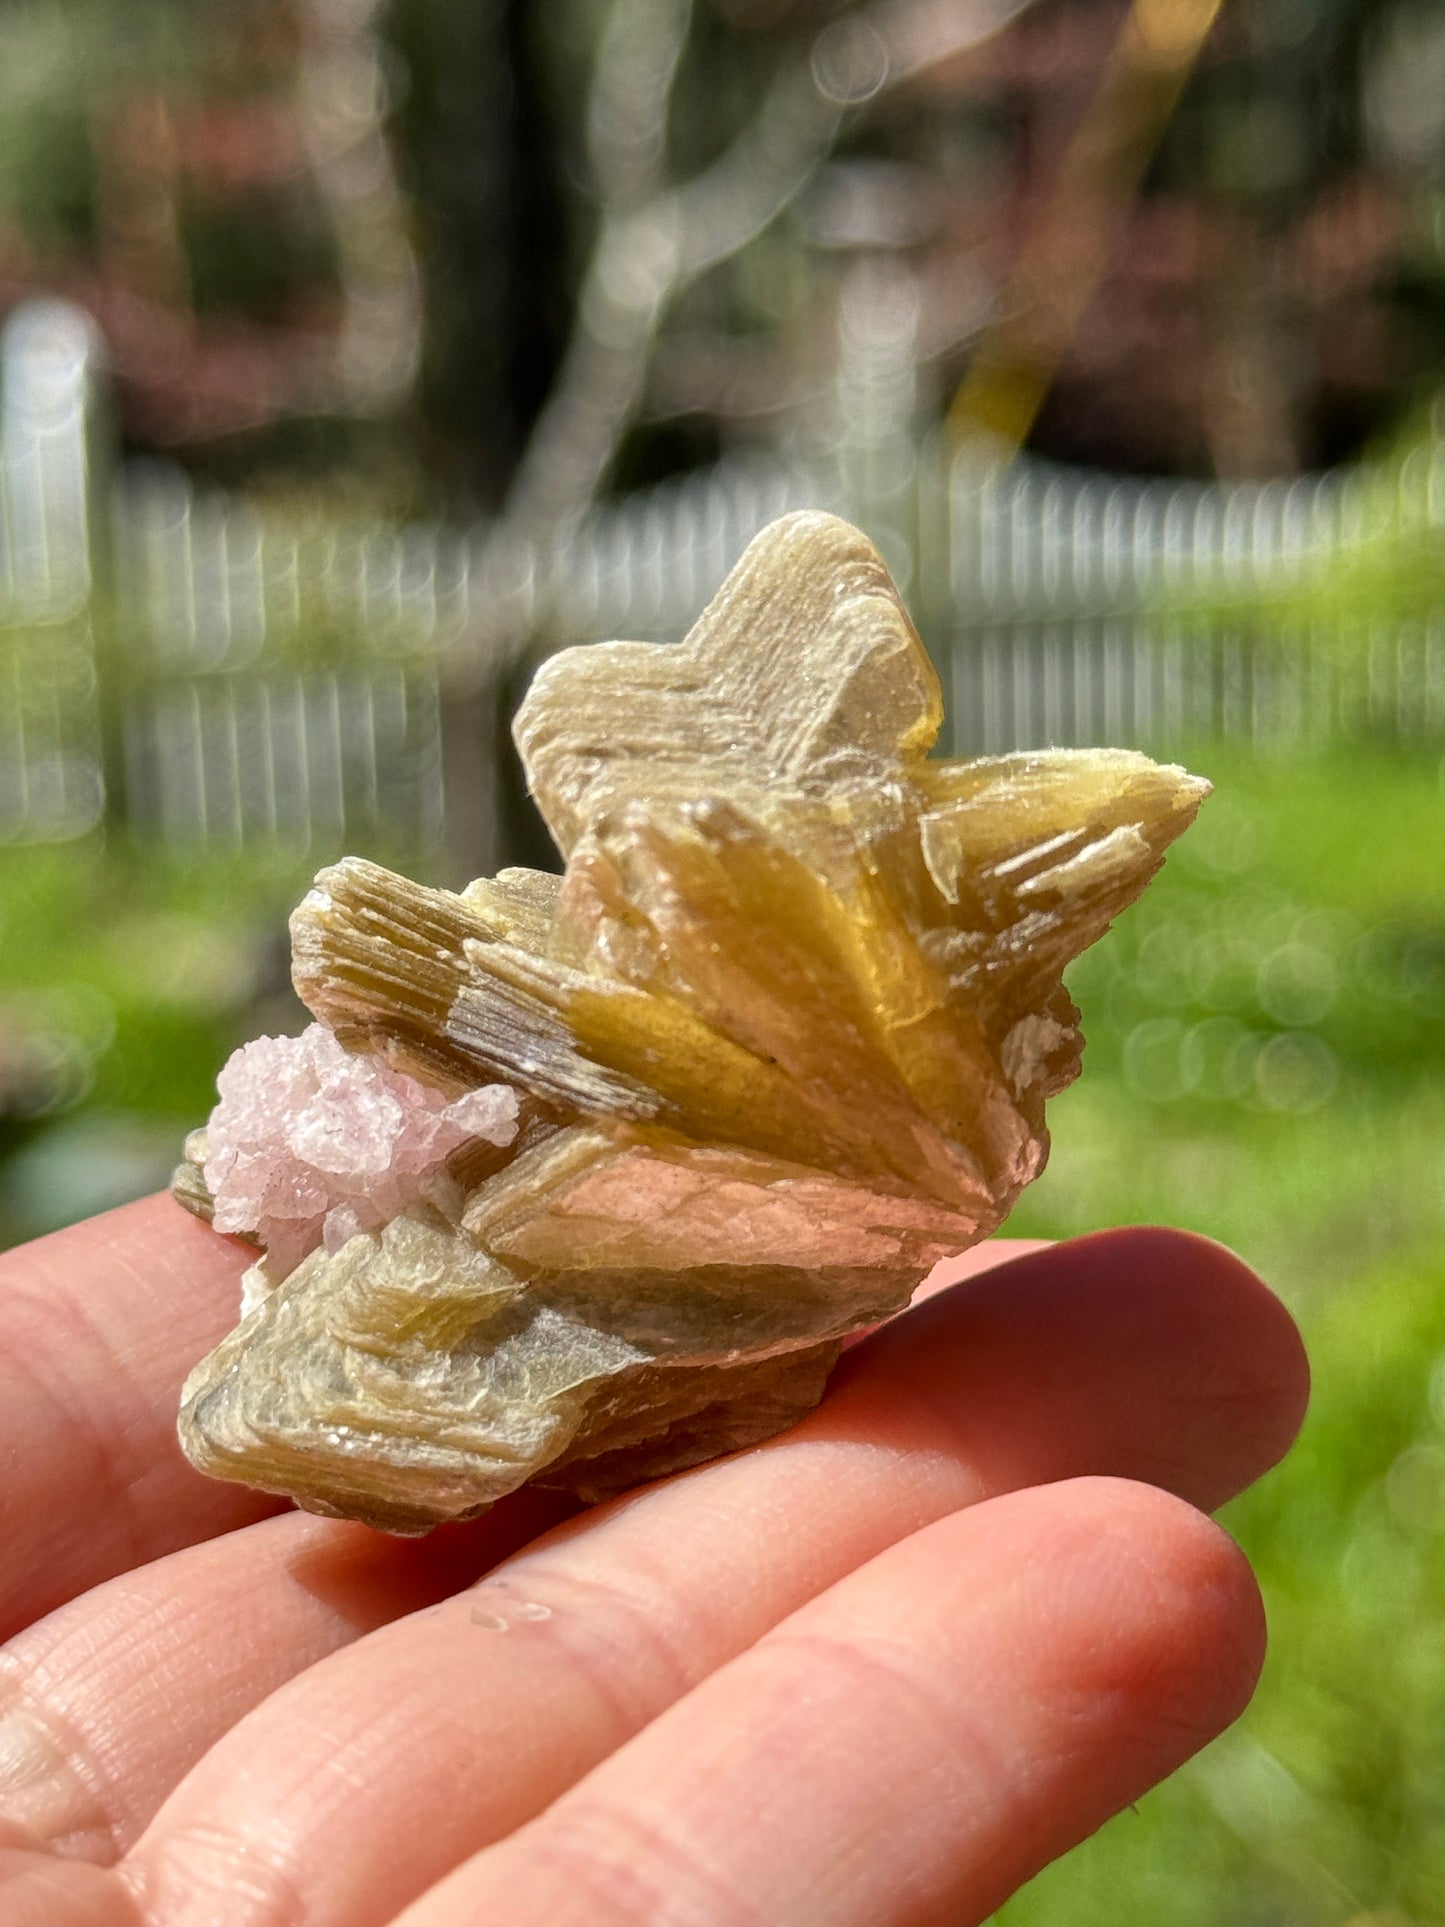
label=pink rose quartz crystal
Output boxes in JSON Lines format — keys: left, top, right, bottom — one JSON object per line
{"left": 172, "top": 512, "right": 1208, "bottom": 1534}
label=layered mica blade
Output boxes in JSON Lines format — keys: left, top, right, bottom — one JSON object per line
{"left": 176, "top": 511, "right": 1209, "bottom": 1531}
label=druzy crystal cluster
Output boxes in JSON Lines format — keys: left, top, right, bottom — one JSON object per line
{"left": 195, "top": 1024, "right": 519, "bottom": 1303}
{"left": 173, "top": 512, "right": 1208, "bottom": 1533}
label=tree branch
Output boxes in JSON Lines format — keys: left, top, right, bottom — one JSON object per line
{"left": 500, "top": 0, "right": 1036, "bottom": 542}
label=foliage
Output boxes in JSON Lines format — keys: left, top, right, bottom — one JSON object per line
{"left": 1011, "top": 743, "right": 1445, "bottom": 1291}
{"left": 0, "top": 836, "right": 316, "bottom": 1245}
{"left": 998, "top": 741, "right": 1445, "bottom": 1925}
{"left": 1165, "top": 430, "right": 1445, "bottom": 647}
{"left": 996, "top": 1234, "right": 1445, "bottom": 1926}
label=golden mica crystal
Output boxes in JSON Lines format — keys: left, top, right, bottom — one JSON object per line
{"left": 175, "top": 512, "right": 1208, "bottom": 1533}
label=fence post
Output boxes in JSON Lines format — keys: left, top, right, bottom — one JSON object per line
{"left": 0, "top": 300, "right": 114, "bottom": 843}
{"left": 1, "top": 301, "right": 105, "bottom": 618}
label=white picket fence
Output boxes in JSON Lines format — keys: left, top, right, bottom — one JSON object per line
{"left": 3, "top": 300, "right": 1443, "bottom": 862}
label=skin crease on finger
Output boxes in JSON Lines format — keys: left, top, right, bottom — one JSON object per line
{"left": 0, "top": 1227, "right": 1297, "bottom": 1927}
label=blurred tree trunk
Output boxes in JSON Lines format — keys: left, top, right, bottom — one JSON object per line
{"left": 381, "top": 0, "right": 574, "bottom": 511}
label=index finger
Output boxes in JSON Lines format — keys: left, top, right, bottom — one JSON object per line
{"left": 0, "top": 1195, "right": 282, "bottom": 1639}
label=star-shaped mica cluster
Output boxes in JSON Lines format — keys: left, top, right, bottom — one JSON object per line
{"left": 174, "top": 512, "right": 1208, "bottom": 1532}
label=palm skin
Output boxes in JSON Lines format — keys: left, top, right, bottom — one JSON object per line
{"left": 0, "top": 1194, "right": 1307, "bottom": 1926}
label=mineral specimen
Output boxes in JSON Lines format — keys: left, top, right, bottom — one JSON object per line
{"left": 197, "top": 1024, "right": 520, "bottom": 1307}
{"left": 174, "top": 511, "right": 1209, "bottom": 1533}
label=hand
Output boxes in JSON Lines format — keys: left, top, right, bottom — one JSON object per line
{"left": 0, "top": 1196, "right": 1306, "bottom": 1926}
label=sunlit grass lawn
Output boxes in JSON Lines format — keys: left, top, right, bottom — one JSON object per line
{"left": 0, "top": 839, "right": 319, "bottom": 1246}
{"left": 3, "top": 740, "right": 1444, "bottom": 1922}
{"left": 999, "top": 740, "right": 1445, "bottom": 1927}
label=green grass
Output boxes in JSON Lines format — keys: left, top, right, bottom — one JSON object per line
{"left": 3, "top": 741, "right": 1444, "bottom": 1922}
{"left": 1010, "top": 742, "right": 1445, "bottom": 1289}
{"left": 1159, "top": 428, "right": 1445, "bottom": 643}
{"left": 0, "top": 837, "right": 321, "bottom": 1244}
{"left": 996, "top": 741, "right": 1445, "bottom": 1926}
{"left": 993, "top": 1238, "right": 1445, "bottom": 1927}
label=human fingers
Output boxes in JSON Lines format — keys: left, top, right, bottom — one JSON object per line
{"left": 0, "top": 1493, "right": 572, "bottom": 1863}
{"left": 0, "top": 1817, "right": 127, "bottom": 1927}
{"left": 0, "top": 1237, "right": 1040, "bottom": 1863}
{"left": 114, "top": 1230, "right": 1303, "bottom": 1927}
{"left": 0, "top": 1235, "right": 1043, "bottom": 1868}
{"left": 0, "top": 1196, "right": 277, "bottom": 1639}
{"left": 396, "top": 1478, "right": 1264, "bottom": 1927}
